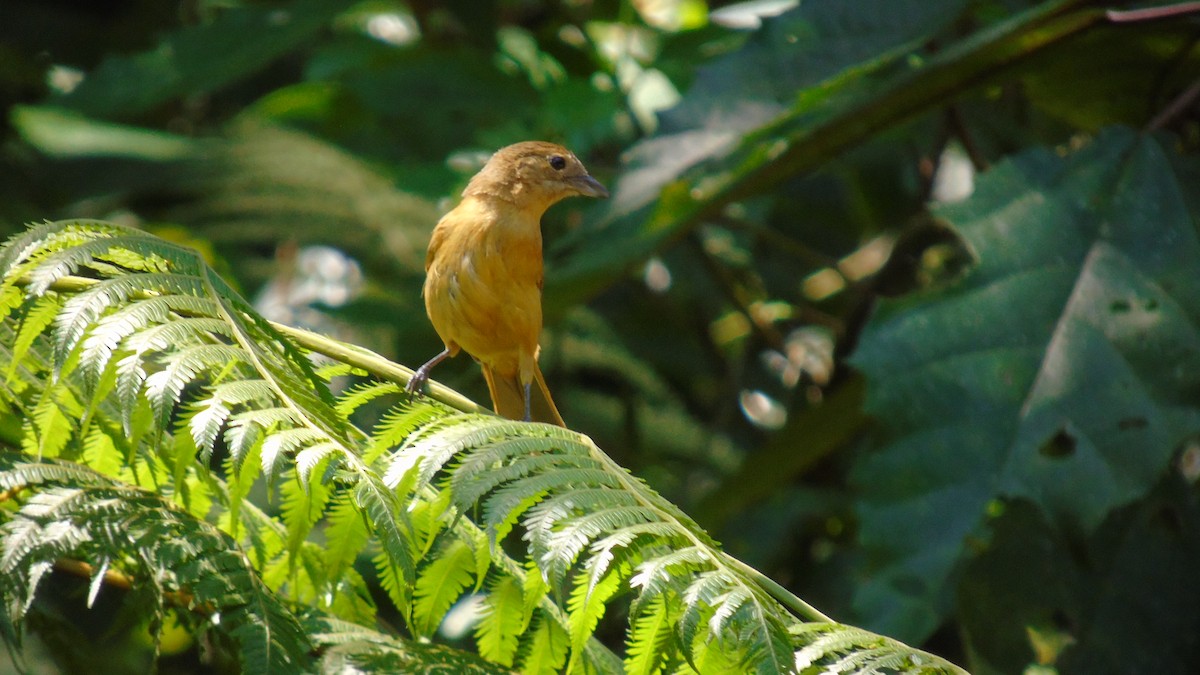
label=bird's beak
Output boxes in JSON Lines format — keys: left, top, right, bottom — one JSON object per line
{"left": 571, "top": 174, "right": 609, "bottom": 199}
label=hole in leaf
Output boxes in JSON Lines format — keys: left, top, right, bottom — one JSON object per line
{"left": 1051, "top": 609, "right": 1074, "bottom": 632}
{"left": 1145, "top": 298, "right": 1159, "bottom": 311}
{"left": 1039, "top": 428, "right": 1076, "bottom": 458}
{"left": 1118, "top": 417, "right": 1148, "bottom": 430}
{"left": 1109, "top": 299, "right": 1131, "bottom": 313}
{"left": 1155, "top": 505, "right": 1183, "bottom": 536}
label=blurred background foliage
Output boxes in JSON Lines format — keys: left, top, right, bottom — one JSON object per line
{"left": 2, "top": 0, "right": 1200, "bottom": 673}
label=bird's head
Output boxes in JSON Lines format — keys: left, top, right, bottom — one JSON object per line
{"left": 463, "top": 141, "right": 609, "bottom": 210}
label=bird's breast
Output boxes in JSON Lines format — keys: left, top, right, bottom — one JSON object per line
{"left": 423, "top": 203, "right": 545, "bottom": 368}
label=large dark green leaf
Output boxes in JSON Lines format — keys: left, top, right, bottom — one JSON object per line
{"left": 850, "top": 126, "right": 1200, "bottom": 641}
{"left": 958, "top": 477, "right": 1200, "bottom": 675}
{"left": 544, "top": 0, "right": 1100, "bottom": 311}
{"left": 56, "top": 0, "right": 358, "bottom": 119}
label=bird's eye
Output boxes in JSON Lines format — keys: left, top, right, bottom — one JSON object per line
{"left": 549, "top": 155, "right": 566, "bottom": 171}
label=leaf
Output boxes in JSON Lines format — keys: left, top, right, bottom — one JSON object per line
{"left": 565, "top": 566, "right": 623, "bottom": 673}
{"left": 544, "top": 0, "right": 1100, "bottom": 310}
{"left": 6, "top": 295, "right": 59, "bottom": 385}
{"left": 55, "top": 0, "right": 359, "bottom": 119}
{"left": 520, "top": 613, "right": 570, "bottom": 675}
{"left": 475, "top": 575, "right": 523, "bottom": 667}
{"left": 11, "top": 105, "right": 197, "bottom": 160}
{"left": 850, "top": 127, "right": 1200, "bottom": 641}
{"left": 0, "top": 459, "right": 314, "bottom": 672}
{"left": 411, "top": 539, "right": 478, "bottom": 637}
{"left": 624, "top": 594, "right": 675, "bottom": 675}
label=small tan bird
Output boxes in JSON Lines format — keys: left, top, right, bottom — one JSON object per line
{"left": 406, "top": 141, "right": 609, "bottom": 425}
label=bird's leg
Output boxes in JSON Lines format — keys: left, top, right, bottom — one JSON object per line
{"left": 523, "top": 381, "right": 532, "bottom": 422}
{"left": 406, "top": 348, "right": 451, "bottom": 396}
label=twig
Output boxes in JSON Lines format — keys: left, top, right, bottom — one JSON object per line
{"left": 686, "top": 234, "right": 786, "bottom": 351}
{"left": 1145, "top": 79, "right": 1200, "bottom": 132}
{"left": 1107, "top": 2, "right": 1200, "bottom": 23}
{"left": 946, "top": 105, "right": 990, "bottom": 172}
{"left": 53, "top": 558, "right": 213, "bottom": 613}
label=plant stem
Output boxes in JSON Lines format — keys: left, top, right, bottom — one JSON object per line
{"left": 722, "top": 553, "right": 835, "bottom": 623}
{"left": 27, "top": 274, "right": 491, "bottom": 416}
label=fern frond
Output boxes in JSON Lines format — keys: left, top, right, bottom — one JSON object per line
{"left": 7, "top": 295, "right": 59, "bottom": 383}
{"left": 537, "top": 503, "right": 653, "bottom": 586}
{"left": 0, "top": 221, "right": 967, "bottom": 674}
{"left": 0, "top": 456, "right": 313, "bottom": 672}
{"left": 475, "top": 574, "right": 523, "bottom": 666}
{"left": 519, "top": 613, "right": 570, "bottom": 675}
{"left": 625, "top": 593, "right": 676, "bottom": 675}
{"left": 322, "top": 492, "right": 371, "bottom": 580}
{"left": 335, "top": 379, "right": 401, "bottom": 418}
{"left": 411, "top": 538, "right": 479, "bottom": 637}
{"left": 304, "top": 609, "right": 510, "bottom": 674}
{"left": 565, "top": 564, "right": 624, "bottom": 673}
{"left": 54, "top": 272, "right": 208, "bottom": 365}
{"left": 791, "top": 622, "right": 965, "bottom": 674}
{"left": 79, "top": 294, "right": 223, "bottom": 383}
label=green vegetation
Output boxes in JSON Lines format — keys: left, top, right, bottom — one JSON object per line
{"left": 0, "top": 1, "right": 1198, "bottom": 673}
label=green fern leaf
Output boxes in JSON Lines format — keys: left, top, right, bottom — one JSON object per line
{"left": 335, "top": 380, "right": 401, "bottom": 418}
{"left": 586, "top": 522, "right": 680, "bottom": 592}
{"left": 295, "top": 443, "right": 339, "bottom": 488}
{"left": 482, "top": 468, "right": 620, "bottom": 541}
{"left": 455, "top": 451, "right": 588, "bottom": 516}
{"left": 369, "top": 401, "right": 446, "bottom": 463}
{"left": 0, "top": 458, "right": 315, "bottom": 672}
{"left": 373, "top": 547, "right": 411, "bottom": 618}
{"left": 449, "top": 436, "right": 571, "bottom": 503}
{"left": 144, "top": 344, "right": 246, "bottom": 428}
{"left": 80, "top": 294, "right": 223, "bottom": 384}
{"left": 81, "top": 421, "right": 124, "bottom": 478}
{"left": 53, "top": 272, "right": 205, "bottom": 362}
{"left": 259, "top": 427, "right": 324, "bottom": 481}
{"left": 0, "top": 220, "right": 105, "bottom": 286}
{"left": 679, "top": 569, "right": 732, "bottom": 649}
{"left": 223, "top": 415, "right": 264, "bottom": 472}
{"left": 189, "top": 392, "right": 231, "bottom": 461}
{"left": 24, "top": 233, "right": 155, "bottom": 296}
{"left": 521, "top": 559, "right": 548, "bottom": 630}
{"left": 791, "top": 622, "right": 966, "bottom": 674}
{"left": 280, "top": 465, "right": 332, "bottom": 559}
{"left": 520, "top": 613, "right": 570, "bottom": 675}
{"left": 628, "top": 546, "right": 708, "bottom": 617}
{"left": 409, "top": 486, "right": 453, "bottom": 555}
{"left": 412, "top": 538, "right": 477, "bottom": 636}
{"left": 355, "top": 473, "right": 415, "bottom": 593}
{"left": 323, "top": 492, "right": 371, "bottom": 580}
{"left": 475, "top": 574, "right": 523, "bottom": 666}
{"left": 114, "top": 352, "right": 147, "bottom": 433}
{"left": 565, "top": 565, "right": 623, "bottom": 673}
{"left": 23, "top": 384, "right": 79, "bottom": 459}
{"left": 535, "top": 502, "right": 653, "bottom": 586}
{"left": 625, "top": 593, "right": 675, "bottom": 675}
{"left": 7, "top": 294, "right": 59, "bottom": 384}
{"left": 737, "top": 595, "right": 793, "bottom": 675}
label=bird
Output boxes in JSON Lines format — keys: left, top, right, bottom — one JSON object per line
{"left": 405, "top": 141, "right": 609, "bottom": 425}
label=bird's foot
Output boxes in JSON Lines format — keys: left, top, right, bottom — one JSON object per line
{"left": 405, "top": 365, "right": 431, "bottom": 397}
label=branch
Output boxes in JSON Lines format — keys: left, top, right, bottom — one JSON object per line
{"left": 53, "top": 557, "right": 214, "bottom": 609}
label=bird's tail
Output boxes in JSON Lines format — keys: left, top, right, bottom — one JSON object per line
{"left": 481, "top": 363, "right": 565, "bottom": 427}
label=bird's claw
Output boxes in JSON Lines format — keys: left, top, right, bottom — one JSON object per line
{"left": 405, "top": 367, "right": 430, "bottom": 397}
